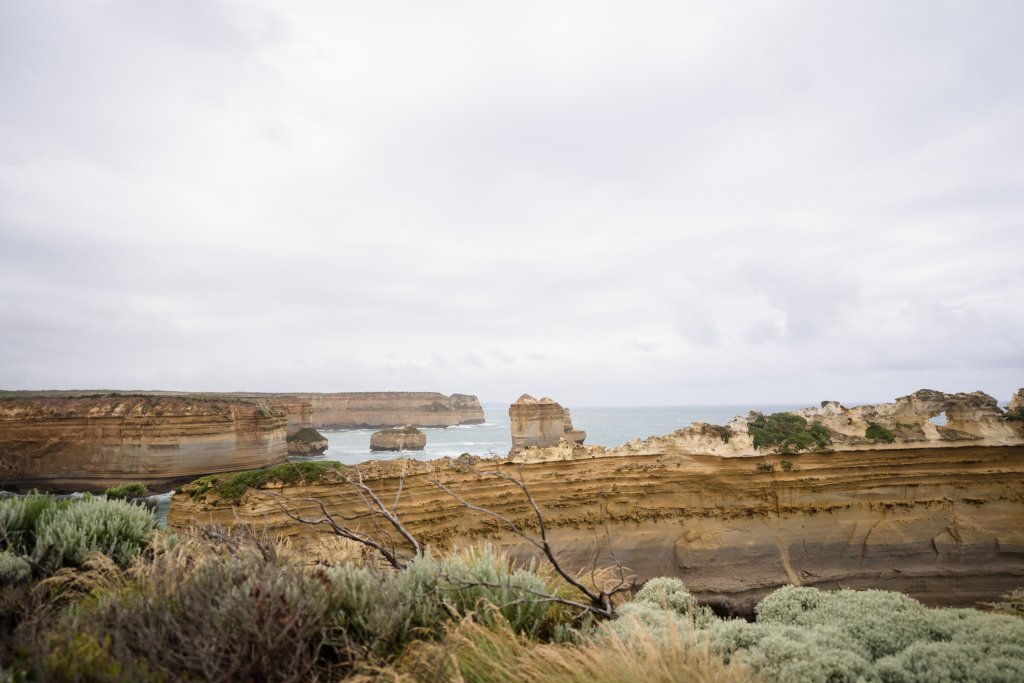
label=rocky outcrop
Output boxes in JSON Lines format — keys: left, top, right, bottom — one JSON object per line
{"left": 369, "top": 426, "right": 426, "bottom": 451}
{"left": 285, "top": 427, "right": 329, "bottom": 455}
{"left": 513, "top": 388, "right": 1024, "bottom": 463}
{"left": 0, "top": 394, "right": 288, "bottom": 492}
{"left": 289, "top": 392, "right": 484, "bottom": 429}
{"left": 171, "top": 444, "right": 1024, "bottom": 609}
{"left": 509, "top": 395, "right": 586, "bottom": 452}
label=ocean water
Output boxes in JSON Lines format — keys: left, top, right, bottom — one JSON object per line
{"left": 295, "top": 403, "right": 805, "bottom": 466}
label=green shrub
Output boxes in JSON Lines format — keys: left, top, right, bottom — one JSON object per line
{"left": 0, "top": 494, "right": 67, "bottom": 556}
{"left": 866, "top": 422, "right": 896, "bottom": 443}
{"left": 874, "top": 640, "right": 1024, "bottom": 682}
{"left": 437, "top": 547, "right": 557, "bottom": 638}
{"left": 728, "top": 623, "right": 874, "bottom": 683}
{"left": 748, "top": 413, "right": 831, "bottom": 454}
{"left": 52, "top": 535, "right": 345, "bottom": 682}
{"left": 756, "top": 462, "right": 775, "bottom": 473}
{"left": 780, "top": 460, "right": 793, "bottom": 471}
{"left": 286, "top": 427, "right": 327, "bottom": 443}
{"left": 756, "top": 586, "right": 939, "bottom": 659}
{"left": 34, "top": 497, "right": 156, "bottom": 570}
{"left": 0, "top": 551, "right": 31, "bottom": 585}
{"left": 988, "top": 588, "right": 1024, "bottom": 618}
{"left": 187, "top": 461, "right": 347, "bottom": 503}
{"left": 102, "top": 483, "right": 148, "bottom": 500}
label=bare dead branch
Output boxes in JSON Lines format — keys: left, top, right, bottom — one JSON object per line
{"left": 432, "top": 464, "right": 635, "bottom": 618}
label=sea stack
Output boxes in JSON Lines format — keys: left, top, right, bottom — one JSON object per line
{"left": 285, "top": 427, "right": 329, "bottom": 455}
{"left": 369, "top": 426, "right": 426, "bottom": 451}
{"left": 509, "top": 395, "right": 586, "bottom": 452}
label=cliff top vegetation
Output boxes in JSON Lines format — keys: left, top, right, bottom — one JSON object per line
{"left": 748, "top": 412, "right": 832, "bottom": 454}
{"left": 186, "top": 461, "right": 347, "bottom": 503}
{"left": 1, "top": 494, "right": 1022, "bottom": 682}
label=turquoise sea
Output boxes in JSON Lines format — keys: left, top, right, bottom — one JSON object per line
{"left": 295, "top": 402, "right": 805, "bottom": 466}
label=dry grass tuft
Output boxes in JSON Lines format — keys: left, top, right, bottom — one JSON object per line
{"left": 389, "top": 611, "right": 750, "bottom": 683}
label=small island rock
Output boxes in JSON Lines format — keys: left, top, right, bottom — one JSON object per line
{"left": 370, "top": 426, "right": 426, "bottom": 451}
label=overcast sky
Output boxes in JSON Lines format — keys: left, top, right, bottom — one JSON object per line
{"left": 1, "top": 1, "right": 1022, "bottom": 407}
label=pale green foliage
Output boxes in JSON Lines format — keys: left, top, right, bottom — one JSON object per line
{"left": 755, "top": 586, "right": 938, "bottom": 659}
{"left": 727, "top": 624, "right": 874, "bottom": 682}
{"left": 634, "top": 577, "right": 697, "bottom": 613}
{"left": 0, "top": 494, "right": 65, "bottom": 556}
{"left": 436, "top": 546, "right": 552, "bottom": 637}
{"left": 0, "top": 551, "right": 31, "bottom": 585}
{"left": 875, "top": 641, "right": 1024, "bottom": 683}
{"left": 34, "top": 496, "right": 156, "bottom": 569}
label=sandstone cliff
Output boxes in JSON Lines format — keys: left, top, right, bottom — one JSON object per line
{"left": 169, "top": 387, "right": 1024, "bottom": 609}
{"left": 0, "top": 394, "right": 288, "bottom": 492}
{"left": 287, "top": 392, "right": 484, "bottom": 429}
{"left": 369, "top": 426, "right": 427, "bottom": 451}
{"left": 512, "top": 388, "right": 1024, "bottom": 463}
{"left": 171, "top": 444, "right": 1024, "bottom": 609}
{"left": 509, "top": 395, "right": 586, "bottom": 452}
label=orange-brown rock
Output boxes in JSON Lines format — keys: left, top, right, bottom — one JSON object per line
{"left": 170, "top": 444, "right": 1024, "bottom": 609}
{"left": 513, "top": 388, "right": 1024, "bottom": 463}
{"left": 0, "top": 394, "right": 288, "bottom": 492}
{"left": 509, "top": 395, "right": 586, "bottom": 452}
{"left": 288, "top": 392, "right": 484, "bottom": 429}
{"left": 369, "top": 426, "right": 426, "bottom": 451}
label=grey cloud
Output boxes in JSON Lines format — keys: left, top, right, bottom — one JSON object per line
{"left": 1, "top": 1, "right": 1022, "bottom": 406}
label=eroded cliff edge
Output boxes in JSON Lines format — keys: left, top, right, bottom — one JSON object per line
{"left": 172, "top": 446, "right": 1024, "bottom": 609}
{"left": 170, "top": 388, "right": 1024, "bottom": 609}
{"left": 0, "top": 395, "right": 288, "bottom": 492}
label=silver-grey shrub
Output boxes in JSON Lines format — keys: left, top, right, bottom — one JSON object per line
{"left": 34, "top": 496, "right": 156, "bottom": 569}
{"left": 755, "top": 586, "right": 938, "bottom": 659}
{"left": 874, "top": 640, "right": 1024, "bottom": 683}
{"left": 0, "top": 551, "right": 31, "bottom": 585}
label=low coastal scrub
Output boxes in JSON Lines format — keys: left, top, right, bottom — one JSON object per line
{"left": 865, "top": 422, "right": 896, "bottom": 443}
{"left": 0, "top": 494, "right": 155, "bottom": 571}
{"left": 102, "top": 482, "right": 148, "bottom": 500}
{"left": 186, "top": 460, "right": 347, "bottom": 502}
{"left": 2, "top": 497, "right": 1023, "bottom": 681}
{"left": 285, "top": 426, "right": 327, "bottom": 443}
{"left": 749, "top": 412, "right": 832, "bottom": 454}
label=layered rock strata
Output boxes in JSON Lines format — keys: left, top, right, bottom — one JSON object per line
{"left": 509, "top": 395, "right": 586, "bottom": 452}
{"left": 171, "top": 445, "right": 1024, "bottom": 610}
{"left": 370, "top": 427, "right": 426, "bottom": 451}
{"left": 289, "top": 392, "right": 484, "bottom": 429}
{"left": 0, "top": 395, "right": 288, "bottom": 492}
{"left": 512, "top": 389, "right": 1024, "bottom": 463}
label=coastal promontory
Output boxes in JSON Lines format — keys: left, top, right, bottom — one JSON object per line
{"left": 0, "top": 394, "right": 288, "bottom": 492}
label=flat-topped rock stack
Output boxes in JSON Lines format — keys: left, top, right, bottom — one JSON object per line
{"left": 370, "top": 426, "right": 426, "bottom": 451}
{"left": 509, "top": 394, "right": 586, "bottom": 452}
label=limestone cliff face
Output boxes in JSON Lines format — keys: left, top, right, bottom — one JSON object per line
{"left": 290, "top": 392, "right": 485, "bottom": 429}
{"left": 170, "top": 445, "right": 1024, "bottom": 609}
{"left": 369, "top": 427, "right": 426, "bottom": 451}
{"left": 513, "top": 388, "right": 1024, "bottom": 463}
{"left": 509, "top": 395, "right": 586, "bottom": 452}
{"left": 0, "top": 395, "right": 288, "bottom": 492}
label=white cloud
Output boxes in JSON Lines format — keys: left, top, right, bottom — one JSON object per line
{"left": 1, "top": 0, "right": 1022, "bottom": 406}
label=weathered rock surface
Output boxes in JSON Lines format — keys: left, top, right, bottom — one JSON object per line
{"left": 285, "top": 427, "right": 329, "bottom": 455}
{"left": 513, "top": 388, "right": 1024, "bottom": 463}
{"left": 0, "top": 395, "right": 288, "bottom": 492}
{"left": 170, "top": 387, "right": 1024, "bottom": 609}
{"left": 509, "top": 395, "right": 586, "bottom": 452}
{"left": 289, "top": 392, "right": 484, "bottom": 429}
{"left": 369, "top": 426, "right": 426, "bottom": 451}
{"left": 171, "top": 445, "right": 1024, "bottom": 609}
